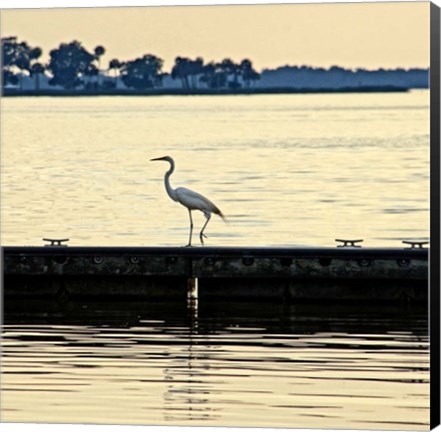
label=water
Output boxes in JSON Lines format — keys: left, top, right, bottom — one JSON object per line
{"left": 2, "top": 300, "right": 429, "bottom": 429}
{"left": 1, "top": 92, "right": 430, "bottom": 429}
{"left": 1, "top": 91, "right": 429, "bottom": 247}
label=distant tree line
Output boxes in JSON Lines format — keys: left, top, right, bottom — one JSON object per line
{"left": 2, "top": 36, "right": 428, "bottom": 93}
{"left": 257, "top": 64, "right": 429, "bottom": 90}
{"left": 171, "top": 57, "right": 259, "bottom": 89}
{"left": 1, "top": 36, "right": 260, "bottom": 91}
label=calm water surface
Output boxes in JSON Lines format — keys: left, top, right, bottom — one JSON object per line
{"left": 1, "top": 92, "right": 430, "bottom": 429}
{"left": 2, "top": 301, "right": 429, "bottom": 429}
{"left": 1, "top": 91, "right": 429, "bottom": 247}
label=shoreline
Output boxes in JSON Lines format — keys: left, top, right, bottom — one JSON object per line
{"left": 1, "top": 85, "right": 415, "bottom": 97}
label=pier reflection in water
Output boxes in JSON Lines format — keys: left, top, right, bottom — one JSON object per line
{"left": 2, "top": 298, "right": 429, "bottom": 429}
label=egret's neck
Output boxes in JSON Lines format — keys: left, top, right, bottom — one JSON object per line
{"left": 164, "top": 161, "right": 178, "bottom": 201}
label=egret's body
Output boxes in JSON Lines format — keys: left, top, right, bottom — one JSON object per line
{"left": 151, "top": 156, "right": 225, "bottom": 246}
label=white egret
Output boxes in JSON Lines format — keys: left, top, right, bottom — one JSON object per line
{"left": 151, "top": 156, "right": 225, "bottom": 246}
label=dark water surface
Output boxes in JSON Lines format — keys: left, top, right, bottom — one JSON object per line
{"left": 2, "top": 299, "right": 429, "bottom": 429}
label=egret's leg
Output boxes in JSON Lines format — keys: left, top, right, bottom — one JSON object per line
{"left": 199, "top": 213, "right": 211, "bottom": 245}
{"left": 185, "top": 210, "right": 194, "bottom": 247}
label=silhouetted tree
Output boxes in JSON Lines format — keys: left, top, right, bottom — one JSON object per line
{"left": 119, "top": 54, "right": 163, "bottom": 90}
{"left": 108, "top": 58, "right": 121, "bottom": 86}
{"left": 240, "top": 59, "right": 260, "bottom": 87}
{"left": 2, "top": 37, "right": 24, "bottom": 86}
{"left": 189, "top": 57, "right": 204, "bottom": 88}
{"left": 199, "top": 61, "right": 228, "bottom": 89}
{"left": 199, "top": 62, "right": 215, "bottom": 88}
{"left": 108, "top": 59, "right": 121, "bottom": 75}
{"left": 219, "top": 58, "right": 236, "bottom": 88}
{"left": 19, "top": 46, "right": 42, "bottom": 89}
{"left": 47, "top": 41, "right": 95, "bottom": 89}
{"left": 171, "top": 57, "right": 190, "bottom": 89}
{"left": 2, "top": 37, "right": 18, "bottom": 85}
{"left": 84, "top": 63, "right": 99, "bottom": 89}
{"left": 94, "top": 45, "right": 105, "bottom": 86}
{"left": 171, "top": 57, "right": 204, "bottom": 89}
{"left": 94, "top": 45, "right": 105, "bottom": 62}
{"left": 30, "top": 62, "right": 45, "bottom": 90}
{"left": 1, "top": 37, "right": 42, "bottom": 89}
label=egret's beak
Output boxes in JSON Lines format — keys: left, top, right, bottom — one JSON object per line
{"left": 150, "top": 157, "right": 165, "bottom": 162}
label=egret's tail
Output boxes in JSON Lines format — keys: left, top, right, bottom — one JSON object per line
{"left": 219, "top": 211, "right": 228, "bottom": 223}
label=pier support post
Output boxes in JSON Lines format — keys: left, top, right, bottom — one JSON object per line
{"left": 187, "top": 277, "right": 199, "bottom": 323}
{"left": 187, "top": 277, "right": 198, "bottom": 300}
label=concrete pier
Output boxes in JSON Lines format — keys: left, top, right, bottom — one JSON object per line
{"left": 2, "top": 246, "right": 429, "bottom": 302}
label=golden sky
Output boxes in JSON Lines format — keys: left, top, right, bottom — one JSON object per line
{"left": 1, "top": 2, "right": 430, "bottom": 72}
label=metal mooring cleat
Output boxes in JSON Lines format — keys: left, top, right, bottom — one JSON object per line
{"left": 335, "top": 239, "right": 364, "bottom": 248}
{"left": 402, "top": 240, "right": 429, "bottom": 249}
{"left": 43, "top": 238, "right": 70, "bottom": 247}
